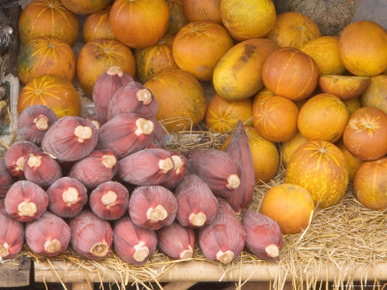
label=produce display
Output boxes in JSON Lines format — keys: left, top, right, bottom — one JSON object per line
{"left": 0, "top": 0, "right": 386, "bottom": 287}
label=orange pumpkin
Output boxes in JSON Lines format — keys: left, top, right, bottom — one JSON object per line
{"left": 343, "top": 107, "right": 387, "bottom": 161}
{"left": 109, "top": 0, "right": 169, "bottom": 49}
{"left": 172, "top": 21, "right": 233, "bottom": 81}
{"left": 213, "top": 39, "right": 278, "bottom": 101}
{"left": 76, "top": 39, "right": 136, "bottom": 97}
{"left": 280, "top": 132, "right": 308, "bottom": 168}
{"left": 17, "top": 75, "right": 81, "bottom": 118}
{"left": 220, "top": 0, "right": 276, "bottom": 40}
{"left": 18, "top": 0, "right": 79, "bottom": 46}
{"left": 353, "top": 157, "right": 387, "bottom": 210}
{"left": 222, "top": 126, "right": 280, "bottom": 183}
{"left": 60, "top": 0, "right": 111, "bottom": 15}
{"left": 144, "top": 69, "right": 207, "bottom": 132}
{"left": 260, "top": 183, "right": 315, "bottom": 234}
{"left": 300, "top": 36, "right": 345, "bottom": 75}
{"left": 339, "top": 21, "right": 387, "bottom": 77}
{"left": 267, "top": 12, "right": 321, "bottom": 49}
{"left": 297, "top": 93, "right": 349, "bottom": 143}
{"left": 262, "top": 47, "right": 319, "bottom": 101}
{"left": 166, "top": 0, "right": 187, "bottom": 34}
{"left": 336, "top": 139, "right": 363, "bottom": 182}
{"left": 83, "top": 7, "right": 117, "bottom": 42}
{"left": 134, "top": 34, "right": 178, "bottom": 84}
{"left": 17, "top": 36, "right": 75, "bottom": 85}
{"left": 361, "top": 75, "right": 387, "bottom": 114}
{"left": 318, "top": 75, "right": 370, "bottom": 101}
{"left": 285, "top": 140, "right": 349, "bottom": 208}
{"left": 183, "top": 0, "right": 221, "bottom": 23}
{"left": 344, "top": 98, "right": 362, "bottom": 117}
{"left": 205, "top": 93, "right": 253, "bottom": 133}
{"left": 252, "top": 93, "right": 299, "bottom": 142}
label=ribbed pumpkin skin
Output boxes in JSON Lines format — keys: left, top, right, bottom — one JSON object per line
{"left": 285, "top": 140, "right": 349, "bottom": 209}
{"left": 183, "top": 0, "right": 222, "bottom": 23}
{"left": 83, "top": 7, "right": 117, "bottom": 42}
{"left": 18, "top": 0, "right": 79, "bottom": 46}
{"left": 262, "top": 47, "right": 319, "bottom": 101}
{"left": 17, "top": 36, "right": 75, "bottom": 85}
{"left": 135, "top": 34, "right": 178, "bottom": 84}
{"left": 60, "top": 0, "right": 112, "bottom": 15}
{"left": 173, "top": 21, "right": 233, "bottom": 81}
{"left": 144, "top": 69, "right": 207, "bottom": 132}
{"left": 109, "top": 0, "right": 169, "bottom": 49}
{"left": 17, "top": 75, "right": 81, "bottom": 118}
{"left": 76, "top": 39, "right": 136, "bottom": 97}
{"left": 213, "top": 38, "right": 278, "bottom": 101}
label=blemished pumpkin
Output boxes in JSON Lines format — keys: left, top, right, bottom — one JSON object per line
{"left": 285, "top": 140, "right": 349, "bottom": 209}
{"left": 339, "top": 21, "right": 387, "bottom": 77}
{"left": 300, "top": 36, "right": 345, "bottom": 75}
{"left": 83, "top": 7, "right": 117, "bottom": 42}
{"left": 205, "top": 93, "right": 253, "bottom": 134}
{"left": 353, "top": 157, "right": 387, "bottom": 210}
{"left": 76, "top": 39, "right": 136, "bottom": 97}
{"left": 183, "top": 0, "right": 222, "bottom": 23}
{"left": 109, "top": 0, "right": 169, "bottom": 49}
{"left": 144, "top": 69, "right": 208, "bottom": 132}
{"left": 166, "top": 0, "right": 187, "bottom": 34}
{"left": 267, "top": 12, "right": 320, "bottom": 49}
{"left": 220, "top": 0, "right": 276, "bottom": 40}
{"left": 213, "top": 38, "right": 278, "bottom": 101}
{"left": 17, "top": 36, "right": 75, "bottom": 85}
{"left": 134, "top": 34, "right": 178, "bottom": 84}
{"left": 297, "top": 93, "right": 349, "bottom": 143}
{"left": 260, "top": 183, "right": 315, "bottom": 234}
{"left": 17, "top": 75, "right": 81, "bottom": 118}
{"left": 253, "top": 93, "right": 299, "bottom": 142}
{"left": 60, "top": 0, "right": 111, "bottom": 15}
{"left": 262, "top": 47, "right": 319, "bottom": 101}
{"left": 172, "top": 21, "right": 233, "bottom": 81}
{"left": 18, "top": 0, "right": 79, "bottom": 46}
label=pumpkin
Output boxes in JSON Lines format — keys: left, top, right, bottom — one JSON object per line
{"left": 353, "top": 157, "right": 387, "bottom": 210}
{"left": 76, "top": 39, "right": 136, "bottom": 97}
{"left": 280, "top": 132, "right": 307, "bottom": 168}
{"left": 344, "top": 98, "right": 362, "bottom": 117}
{"left": 285, "top": 140, "right": 349, "bottom": 208}
{"left": 343, "top": 107, "right": 387, "bottom": 161}
{"left": 172, "top": 21, "right": 233, "bottom": 81}
{"left": 220, "top": 0, "right": 276, "bottom": 40}
{"left": 213, "top": 38, "right": 278, "bottom": 101}
{"left": 60, "top": 0, "right": 111, "bottom": 15}
{"left": 262, "top": 47, "right": 319, "bottom": 101}
{"left": 144, "top": 69, "right": 207, "bottom": 132}
{"left": 109, "top": 0, "right": 169, "bottom": 49}
{"left": 267, "top": 12, "right": 320, "bottom": 49}
{"left": 205, "top": 93, "right": 253, "bottom": 133}
{"left": 288, "top": 0, "right": 354, "bottom": 36}
{"left": 319, "top": 75, "right": 370, "bottom": 101}
{"left": 300, "top": 36, "right": 345, "bottom": 75}
{"left": 260, "top": 183, "right": 315, "bottom": 234}
{"left": 166, "top": 0, "right": 187, "bottom": 34}
{"left": 83, "top": 7, "right": 117, "bottom": 42}
{"left": 297, "top": 93, "right": 349, "bottom": 143}
{"left": 18, "top": 0, "right": 79, "bottom": 46}
{"left": 17, "top": 75, "right": 81, "bottom": 118}
{"left": 222, "top": 126, "right": 280, "bottom": 183}
{"left": 182, "top": 0, "right": 222, "bottom": 23}
{"left": 361, "top": 75, "right": 387, "bottom": 114}
{"left": 336, "top": 139, "right": 363, "bottom": 183}
{"left": 134, "top": 34, "right": 178, "bottom": 84}
{"left": 339, "top": 21, "right": 387, "bottom": 77}
{"left": 252, "top": 93, "right": 299, "bottom": 142}
{"left": 17, "top": 36, "right": 75, "bottom": 85}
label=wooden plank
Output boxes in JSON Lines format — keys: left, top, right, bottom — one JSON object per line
{"left": 0, "top": 256, "right": 31, "bottom": 287}
{"left": 33, "top": 260, "right": 387, "bottom": 284}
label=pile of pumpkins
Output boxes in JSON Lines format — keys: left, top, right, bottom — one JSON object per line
{"left": 12, "top": 0, "right": 387, "bottom": 230}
